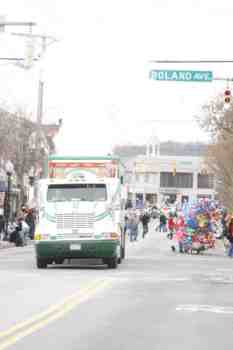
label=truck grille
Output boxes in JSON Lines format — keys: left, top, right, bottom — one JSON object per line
{"left": 56, "top": 213, "right": 94, "bottom": 231}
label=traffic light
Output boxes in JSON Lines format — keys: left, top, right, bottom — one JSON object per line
{"left": 29, "top": 176, "right": 35, "bottom": 186}
{"left": 224, "top": 88, "right": 231, "bottom": 104}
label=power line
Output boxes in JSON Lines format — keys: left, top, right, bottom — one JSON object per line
{"left": 149, "top": 60, "right": 233, "bottom": 64}
{"left": 139, "top": 120, "right": 196, "bottom": 123}
{"left": 0, "top": 21, "right": 36, "bottom": 26}
{"left": 0, "top": 57, "right": 38, "bottom": 61}
{"left": 214, "top": 77, "right": 233, "bottom": 81}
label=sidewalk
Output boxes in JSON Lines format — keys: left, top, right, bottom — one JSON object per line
{"left": 0, "top": 241, "right": 15, "bottom": 249}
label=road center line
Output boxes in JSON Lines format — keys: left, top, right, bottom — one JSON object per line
{"left": 0, "top": 279, "right": 111, "bottom": 350}
{"left": 176, "top": 304, "right": 233, "bottom": 314}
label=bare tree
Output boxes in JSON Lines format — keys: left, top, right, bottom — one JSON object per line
{"left": 0, "top": 107, "right": 39, "bottom": 201}
{"left": 198, "top": 94, "right": 233, "bottom": 209}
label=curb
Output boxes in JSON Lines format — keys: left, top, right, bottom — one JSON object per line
{"left": 0, "top": 242, "right": 15, "bottom": 250}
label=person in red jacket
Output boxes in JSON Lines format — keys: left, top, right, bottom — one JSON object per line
{"left": 176, "top": 215, "right": 185, "bottom": 230}
{"left": 167, "top": 215, "right": 175, "bottom": 239}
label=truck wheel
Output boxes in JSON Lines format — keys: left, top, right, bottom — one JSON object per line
{"left": 37, "top": 258, "right": 47, "bottom": 269}
{"left": 121, "top": 246, "right": 125, "bottom": 259}
{"left": 121, "top": 229, "right": 126, "bottom": 259}
{"left": 54, "top": 259, "right": 64, "bottom": 265}
{"left": 108, "top": 257, "right": 118, "bottom": 269}
{"left": 117, "top": 245, "right": 122, "bottom": 264}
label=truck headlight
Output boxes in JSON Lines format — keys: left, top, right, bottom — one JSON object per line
{"left": 102, "top": 232, "right": 119, "bottom": 240}
{"left": 35, "top": 233, "right": 49, "bottom": 241}
{"left": 34, "top": 233, "right": 41, "bottom": 241}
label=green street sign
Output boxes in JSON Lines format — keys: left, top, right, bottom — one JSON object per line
{"left": 149, "top": 69, "right": 213, "bottom": 82}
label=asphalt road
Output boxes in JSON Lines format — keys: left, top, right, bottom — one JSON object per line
{"left": 0, "top": 225, "right": 233, "bottom": 350}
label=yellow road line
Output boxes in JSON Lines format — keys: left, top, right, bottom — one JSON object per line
{"left": 0, "top": 279, "right": 111, "bottom": 350}
{"left": 0, "top": 280, "right": 101, "bottom": 339}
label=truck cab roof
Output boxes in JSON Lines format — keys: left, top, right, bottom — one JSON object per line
{"left": 39, "top": 178, "right": 115, "bottom": 186}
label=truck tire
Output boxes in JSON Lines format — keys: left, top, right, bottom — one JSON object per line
{"left": 121, "top": 245, "right": 125, "bottom": 259}
{"left": 107, "top": 257, "right": 118, "bottom": 269}
{"left": 121, "top": 230, "right": 126, "bottom": 259}
{"left": 117, "top": 244, "right": 122, "bottom": 264}
{"left": 37, "top": 258, "right": 47, "bottom": 269}
{"left": 54, "top": 259, "right": 64, "bottom": 265}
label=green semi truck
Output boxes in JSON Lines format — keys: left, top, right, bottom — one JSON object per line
{"left": 34, "top": 156, "right": 127, "bottom": 269}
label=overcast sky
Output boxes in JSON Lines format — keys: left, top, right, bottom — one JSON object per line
{"left": 0, "top": 0, "right": 233, "bottom": 155}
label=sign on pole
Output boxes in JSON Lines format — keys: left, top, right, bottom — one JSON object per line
{"left": 149, "top": 69, "right": 213, "bottom": 82}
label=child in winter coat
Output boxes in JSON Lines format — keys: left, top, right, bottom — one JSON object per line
{"left": 171, "top": 229, "right": 187, "bottom": 253}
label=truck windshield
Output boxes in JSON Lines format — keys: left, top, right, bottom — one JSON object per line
{"left": 47, "top": 184, "right": 107, "bottom": 202}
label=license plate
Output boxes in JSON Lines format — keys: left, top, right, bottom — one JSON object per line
{"left": 70, "top": 244, "right": 82, "bottom": 251}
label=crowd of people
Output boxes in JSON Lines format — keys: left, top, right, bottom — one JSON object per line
{"left": 3, "top": 197, "right": 233, "bottom": 258}
{"left": 0, "top": 206, "right": 36, "bottom": 247}
{"left": 125, "top": 198, "right": 233, "bottom": 258}
{"left": 157, "top": 199, "right": 233, "bottom": 257}
{"left": 124, "top": 209, "right": 151, "bottom": 242}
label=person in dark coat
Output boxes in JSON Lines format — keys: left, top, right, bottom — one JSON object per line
{"left": 227, "top": 218, "right": 233, "bottom": 257}
{"left": 25, "top": 209, "right": 35, "bottom": 240}
{"left": 9, "top": 218, "right": 24, "bottom": 246}
{"left": 159, "top": 212, "right": 167, "bottom": 233}
{"left": 0, "top": 215, "right": 5, "bottom": 239}
{"left": 140, "top": 211, "right": 150, "bottom": 238}
{"left": 128, "top": 214, "right": 139, "bottom": 242}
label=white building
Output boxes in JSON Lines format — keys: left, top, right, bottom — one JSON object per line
{"left": 124, "top": 139, "right": 215, "bottom": 207}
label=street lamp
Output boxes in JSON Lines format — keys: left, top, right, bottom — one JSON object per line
{"left": 4, "top": 161, "right": 14, "bottom": 240}
{"left": 28, "top": 167, "right": 35, "bottom": 208}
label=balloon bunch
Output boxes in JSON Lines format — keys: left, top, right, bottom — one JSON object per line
{"left": 172, "top": 198, "right": 219, "bottom": 254}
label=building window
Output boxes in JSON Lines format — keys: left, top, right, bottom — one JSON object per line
{"left": 150, "top": 173, "right": 157, "bottom": 184}
{"left": 198, "top": 174, "right": 214, "bottom": 189}
{"left": 136, "top": 193, "right": 144, "bottom": 208}
{"left": 135, "top": 174, "right": 140, "bottom": 183}
{"left": 160, "top": 172, "right": 193, "bottom": 188}
{"left": 144, "top": 173, "right": 149, "bottom": 183}
{"left": 124, "top": 173, "right": 132, "bottom": 184}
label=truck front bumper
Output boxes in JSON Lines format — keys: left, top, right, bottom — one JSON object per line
{"left": 35, "top": 239, "right": 119, "bottom": 260}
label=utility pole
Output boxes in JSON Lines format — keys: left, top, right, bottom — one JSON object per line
{"left": 34, "top": 35, "right": 58, "bottom": 178}
{"left": 7, "top": 32, "right": 58, "bottom": 170}
{"left": 0, "top": 18, "right": 58, "bottom": 207}
{"left": 35, "top": 36, "right": 46, "bottom": 178}
{"left": 9, "top": 31, "right": 58, "bottom": 180}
